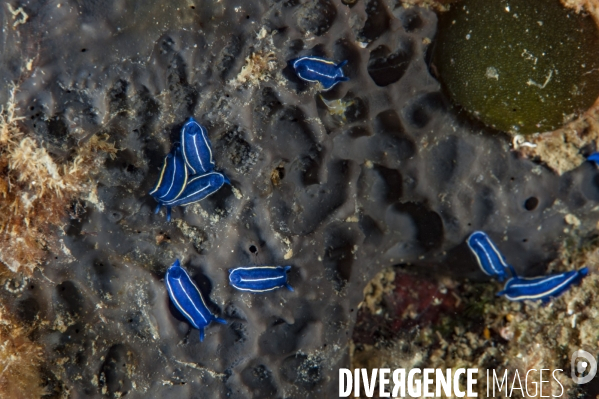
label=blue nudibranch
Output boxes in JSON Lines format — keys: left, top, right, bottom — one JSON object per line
{"left": 587, "top": 152, "right": 599, "bottom": 165}
{"left": 160, "top": 172, "right": 230, "bottom": 208}
{"left": 149, "top": 145, "right": 188, "bottom": 204}
{"left": 181, "top": 117, "right": 215, "bottom": 175}
{"left": 150, "top": 117, "right": 230, "bottom": 221}
{"left": 497, "top": 267, "right": 588, "bottom": 302}
{"left": 467, "top": 231, "right": 514, "bottom": 282}
{"left": 228, "top": 266, "right": 293, "bottom": 292}
{"left": 291, "top": 56, "right": 349, "bottom": 90}
{"left": 165, "top": 259, "right": 226, "bottom": 341}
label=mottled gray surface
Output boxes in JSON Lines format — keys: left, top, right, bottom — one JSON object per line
{"left": 1, "top": 0, "right": 599, "bottom": 398}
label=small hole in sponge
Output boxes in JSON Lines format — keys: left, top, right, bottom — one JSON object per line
{"left": 249, "top": 245, "right": 258, "bottom": 254}
{"left": 524, "top": 197, "right": 538, "bottom": 211}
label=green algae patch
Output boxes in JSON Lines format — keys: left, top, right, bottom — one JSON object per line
{"left": 433, "top": 0, "right": 599, "bottom": 134}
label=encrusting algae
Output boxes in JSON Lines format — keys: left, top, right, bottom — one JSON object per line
{"left": 0, "top": 264, "right": 45, "bottom": 399}
{"left": 0, "top": 311, "right": 45, "bottom": 399}
{"left": 0, "top": 87, "right": 117, "bottom": 274}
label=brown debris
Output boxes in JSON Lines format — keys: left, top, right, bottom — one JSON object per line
{"left": 399, "top": 0, "right": 454, "bottom": 12}
{"left": 234, "top": 50, "right": 277, "bottom": 86}
{"left": 0, "top": 300, "right": 45, "bottom": 399}
{"left": 0, "top": 87, "right": 117, "bottom": 273}
{"left": 270, "top": 163, "right": 286, "bottom": 187}
{"left": 561, "top": 0, "right": 599, "bottom": 25}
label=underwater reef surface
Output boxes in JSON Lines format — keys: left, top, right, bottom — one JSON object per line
{"left": 0, "top": 0, "right": 599, "bottom": 398}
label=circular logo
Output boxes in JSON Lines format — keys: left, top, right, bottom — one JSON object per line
{"left": 571, "top": 350, "right": 597, "bottom": 384}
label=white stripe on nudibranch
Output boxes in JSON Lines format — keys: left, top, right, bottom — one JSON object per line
{"left": 162, "top": 183, "right": 211, "bottom": 206}
{"left": 158, "top": 153, "right": 188, "bottom": 202}
{"left": 485, "top": 240, "right": 509, "bottom": 268}
{"left": 508, "top": 274, "right": 563, "bottom": 288}
{"left": 293, "top": 56, "right": 336, "bottom": 67}
{"left": 232, "top": 285, "right": 282, "bottom": 293}
{"left": 182, "top": 119, "right": 214, "bottom": 175}
{"left": 179, "top": 266, "right": 210, "bottom": 310}
{"left": 479, "top": 243, "right": 502, "bottom": 271}
{"left": 305, "top": 66, "right": 337, "bottom": 79}
{"left": 239, "top": 276, "right": 284, "bottom": 282}
{"left": 470, "top": 242, "right": 494, "bottom": 276}
{"left": 177, "top": 278, "right": 208, "bottom": 324}
{"left": 192, "top": 134, "right": 202, "bottom": 171}
{"left": 229, "top": 266, "right": 289, "bottom": 292}
{"left": 153, "top": 148, "right": 187, "bottom": 201}
{"left": 293, "top": 57, "right": 340, "bottom": 82}
{"left": 149, "top": 155, "right": 169, "bottom": 195}
{"left": 175, "top": 158, "right": 188, "bottom": 200}
{"left": 200, "top": 124, "right": 213, "bottom": 168}
{"left": 159, "top": 155, "right": 177, "bottom": 199}
{"left": 190, "top": 120, "right": 214, "bottom": 172}
{"left": 161, "top": 172, "right": 220, "bottom": 206}
{"left": 181, "top": 128, "right": 196, "bottom": 175}
{"left": 166, "top": 275, "right": 195, "bottom": 325}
